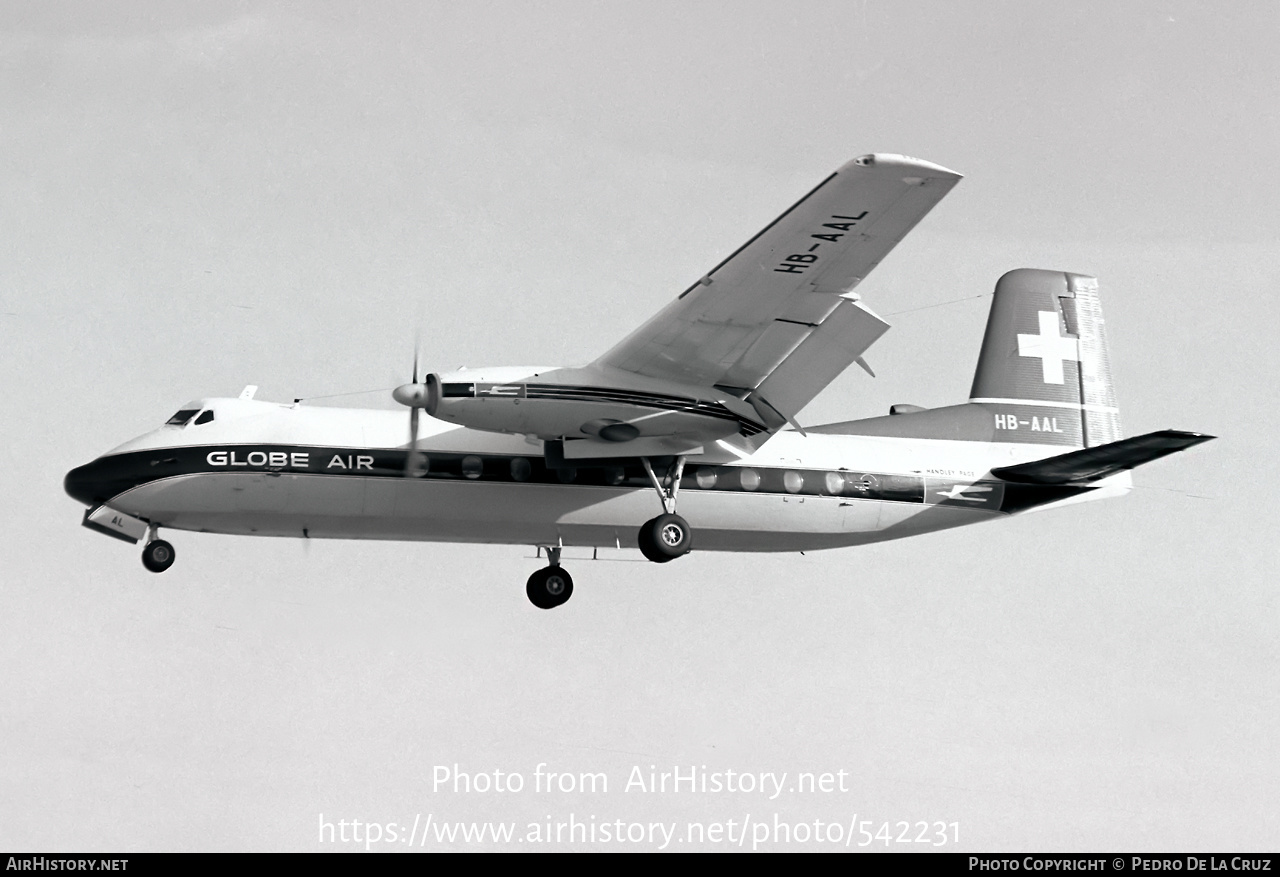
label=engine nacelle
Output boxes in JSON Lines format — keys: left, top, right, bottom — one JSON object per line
{"left": 414, "top": 366, "right": 759, "bottom": 447}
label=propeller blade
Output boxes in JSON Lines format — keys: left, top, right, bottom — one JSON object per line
{"left": 398, "top": 338, "right": 428, "bottom": 477}
{"left": 412, "top": 329, "right": 421, "bottom": 385}
{"left": 406, "top": 406, "right": 422, "bottom": 477}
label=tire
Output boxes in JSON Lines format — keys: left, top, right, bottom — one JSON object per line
{"left": 637, "top": 519, "right": 671, "bottom": 563}
{"left": 142, "top": 539, "right": 176, "bottom": 573}
{"left": 526, "top": 566, "right": 573, "bottom": 609}
{"left": 637, "top": 514, "right": 692, "bottom": 563}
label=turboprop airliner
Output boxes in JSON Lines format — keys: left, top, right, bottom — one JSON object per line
{"left": 64, "top": 154, "right": 1213, "bottom": 608}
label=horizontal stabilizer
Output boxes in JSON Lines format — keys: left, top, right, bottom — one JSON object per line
{"left": 991, "top": 430, "right": 1215, "bottom": 485}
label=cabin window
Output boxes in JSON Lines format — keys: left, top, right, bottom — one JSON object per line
{"left": 194, "top": 410, "right": 215, "bottom": 425}
{"left": 166, "top": 409, "right": 199, "bottom": 426}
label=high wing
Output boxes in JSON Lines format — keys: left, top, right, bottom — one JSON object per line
{"left": 594, "top": 154, "right": 962, "bottom": 427}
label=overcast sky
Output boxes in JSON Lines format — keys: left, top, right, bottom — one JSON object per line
{"left": 2, "top": 1, "right": 1276, "bottom": 851}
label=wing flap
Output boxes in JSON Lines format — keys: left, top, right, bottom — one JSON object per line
{"left": 777, "top": 292, "right": 844, "bottom": 325}
{"left": 991, "top": 430, "right": 1215, "bottom": 485}
{"left": 753, "top": 299, "right": 891, "bottom": 420}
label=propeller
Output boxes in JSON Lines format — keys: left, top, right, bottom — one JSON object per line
{"left": 392, "top": 346, "right": 434, "bottom": 477}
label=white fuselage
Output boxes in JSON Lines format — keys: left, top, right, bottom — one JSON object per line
{"left": 75, "top": 397, "right": 1129, "bottom": 554}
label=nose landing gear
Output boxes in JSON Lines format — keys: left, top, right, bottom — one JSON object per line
{"left": 526, "top": 545, "right": 573, "bottom": 609}
{"left": 141, "top": 527, "right": 176, "bottom": 573}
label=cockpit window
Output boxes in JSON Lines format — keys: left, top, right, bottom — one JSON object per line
{"left": 194, "top": 410, "right": 214, "bottom": 425}
{"left": 166, "top": 409, "right": 200, "bottom": 426}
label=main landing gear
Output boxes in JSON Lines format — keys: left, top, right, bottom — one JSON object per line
{"left": 141, "top": 525, "right": 175, "bottom": 573}
{"left": 527, "top": 546, "right": 573, "bottom": 610}
{"left": 637, "top": 456, "right": 693, "bottom": 564}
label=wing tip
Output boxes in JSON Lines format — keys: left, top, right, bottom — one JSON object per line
{"left": 1161, "top": 429, "right": 1217, "bottom": 444}
{"left": 844, "top": 153, "right": 963, "bottom": 180}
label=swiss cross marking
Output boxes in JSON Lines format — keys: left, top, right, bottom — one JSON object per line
{"left": 1017, "top": 311, "right": 1080, "bottom": 384}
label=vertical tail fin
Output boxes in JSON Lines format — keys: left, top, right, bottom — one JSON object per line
{"left": 969, "top": 269, "right": 1122, "bottom": 448}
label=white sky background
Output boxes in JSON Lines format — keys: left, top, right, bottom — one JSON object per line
{"left": 2, "top": 0, "right": 1276, "bottom": 852}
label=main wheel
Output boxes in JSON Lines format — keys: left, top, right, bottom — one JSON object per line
{"left": 637, "top": 513, "right": 692, "bottom": 563}
{"left": 142, "top": 539, "right": 176, "bottom": 573}
{"left": 526, "top": 566, "right": 574, "bottom": 609}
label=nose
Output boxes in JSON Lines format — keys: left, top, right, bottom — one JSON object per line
{"left": 64, "top": 459, "right": 115, "bottom": 506}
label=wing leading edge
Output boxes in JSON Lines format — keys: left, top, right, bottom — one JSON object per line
{"left": 594, "top": 154, "right": 962, "bottom": 424}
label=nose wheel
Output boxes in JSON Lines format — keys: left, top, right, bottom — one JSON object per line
{"left": 141, "top": 538, "right": 176, "bottom": 573}
{"left": 527, "top": 546, "right": 573, "bottom": 609}
{"left": 526, "top": 567, "right": 573, "bottom": 609}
